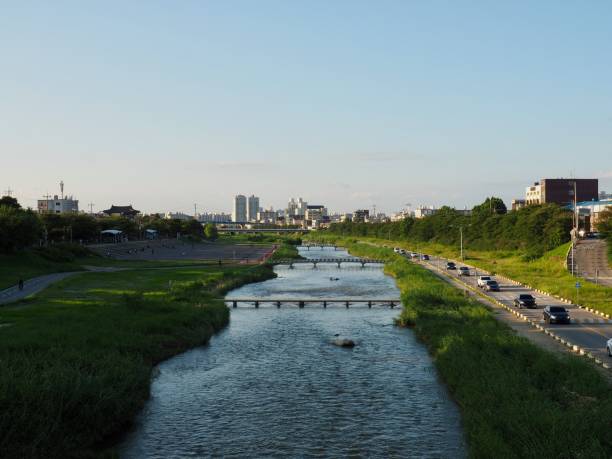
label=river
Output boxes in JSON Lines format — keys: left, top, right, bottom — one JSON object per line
{"left": 119, "top": 247, "right": 465, "bottom": 458}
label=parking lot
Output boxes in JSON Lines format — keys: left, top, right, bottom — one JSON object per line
{"left": 89, "top": 239, "right": 274, "bottom": 263}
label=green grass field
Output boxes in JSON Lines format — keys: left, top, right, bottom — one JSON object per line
{"left": 315, "top": 237, "right": 612, "bottom": 457}
{"left": 0, "top": 263, "right": 274, "bottom": 458}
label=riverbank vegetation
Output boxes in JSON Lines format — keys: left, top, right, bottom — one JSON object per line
{"left": 331, "top": 198, "right": 572, "bottom": 256}
{"left": 309, "top": 236, "right": 612, "bottom": 457}
{"left": 0, "top": 263, "right": 274, "bottom": 458}
{"left": 324, "top": 202, "right": 612, "bottom": 315}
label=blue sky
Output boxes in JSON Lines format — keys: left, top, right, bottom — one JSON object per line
{"left": 2, "top": 0, "right": 611, "bottom": 214}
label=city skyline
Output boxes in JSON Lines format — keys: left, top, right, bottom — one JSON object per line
{"left": 2, "top": 1, "right": 612, "bottom": 213}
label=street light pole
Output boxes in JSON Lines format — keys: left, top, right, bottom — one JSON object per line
{"left": 460, "top": 226, "right": 464, "bottom": 261}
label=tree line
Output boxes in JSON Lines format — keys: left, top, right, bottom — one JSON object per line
{"left": 328, "top": 197, "right": 574, "bottom": 257}
{"left": 0, "top": 196, "right": 218, "bottom": 253}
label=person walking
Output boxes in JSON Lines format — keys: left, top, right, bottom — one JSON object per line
{"left": 18, "top": 279, "right": 24, "bottom": 291}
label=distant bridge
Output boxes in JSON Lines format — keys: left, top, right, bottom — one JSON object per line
{"left": 275, "top": 258, "right": 385, "bottom": 268}
{"left": 300, "top": 244, "right": 343, "bottom": 250}
{"left": 224, "top": 298, "right": 401, "bottom": 308}
{"left": 217, "top": 228, "right": 310, "bottom": 234}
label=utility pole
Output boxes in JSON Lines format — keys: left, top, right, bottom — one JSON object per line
{"left": 460, "top": 226, "right": 464, "bottom": 261}
{"left": 88, "top": 203, "right": 95, "bottom": 215}
{"left": 571, "top": 181, "right": 577, "bottom": 276}
{"left": 194, "top": 203, "right": 197, "bottom": 219}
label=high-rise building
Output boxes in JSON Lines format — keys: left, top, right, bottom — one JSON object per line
{"left": 232, "top": 195, "right": 247, "bottom": 222}
{"left": 247, "top": 195, "right": 260, "bottom": 222}
{"left": 287, "top": 197, "right": 308, "bottom": 217}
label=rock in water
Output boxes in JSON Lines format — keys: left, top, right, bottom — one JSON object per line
{"left": 332, "top": 338, "right": 356, "bottom": 348}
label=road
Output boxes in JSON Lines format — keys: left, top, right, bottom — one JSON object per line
{"left": 573, "top": 238, "right": 612, "bottom": 287}
{"left": 407, "top": 253, "right": 612, "bottom": 364}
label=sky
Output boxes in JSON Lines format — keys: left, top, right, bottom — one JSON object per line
{"left": 1, "top": 0, "right": 612, "bottom": 215}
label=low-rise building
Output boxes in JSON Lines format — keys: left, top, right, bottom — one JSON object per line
{"left": 572, "top": 199, "right": 612, "bottom": 232}
{"left": 165, "top": 212, "right": 193, "bottom": 221}
{"left": 353, "top": 209, "right": 370, "bottom": 223}
{"left": 102, "top": 205, "right": 140, "bottom": 218}
{"left": 37, "top": 195, "right": 79, "bottom": 214}
{"left": 525, "top": 178, "right": 598, "bottom": 206}
{"left": 511, "top": 199, "right": 526, "bottom": 211}
{"left": 414, "top": 206, "right": 437, "bottom": 219}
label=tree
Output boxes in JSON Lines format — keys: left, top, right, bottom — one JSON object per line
{"left": 204, "top": 223, "right": 218, "bottom": 240}
{"left": 182, "top": 219, "right": 204, "bottom": 238}
{"left": 0, "top": 196, "right": 21, "bottom": 209}
{"left": 0, "top": 206, "right": 42, "bottom": 252}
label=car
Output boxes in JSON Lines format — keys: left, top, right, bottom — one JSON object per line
{"left": 458, "top": 266, "right": 470, "bottom": 276}
{"left": 483, "top": 280, "right": 500, "bottom": 292}
{"left": 477, "top": 275, "right": 492, "bottom": 287}
{"left": 446, "top": 262, "right": 456, "bottom": 270}
{"left": 410, "top": 252, "right": 419, "bottom": 259}
{"left": 393, "top": 247, "right": 401, "bottom": 253}
{"left": 421, "top": 254, "right": 430, "bottom": 261}
{"left": 514, "top": 294, "right": 537, "bottom": 308}
{"left": 607, "top": 338, "right": 612, "bottom": 357}
{"left": 399, "top": 249, "right": 406, "bottom": 255}
{"left": 543, "top": 306, "right": 570, "bottom": 324}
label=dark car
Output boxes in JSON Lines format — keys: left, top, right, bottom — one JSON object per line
{"left": 543, "top": 306, "right": 570, "bottom": 324}
{"left": 484, "top": 280, "right": 500, "bottom": 292}
{"left": 514, "top": 294, "right": 537, "bottom": 309}
{"left": 446, "top": 262, "right": 456, "bottom": 270}
{"left": 421, "top": 254, "right": 430, "bottom": 261}
{"left": 458, "top": 266, "right": 470, "bottom": 276}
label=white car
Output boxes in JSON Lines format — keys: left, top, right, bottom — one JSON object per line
{"left": 607, "top": 338, "right": 612, "bottom": 357}
{"left": 477, "top": 276, "right": 492, "bottom": 288}
{"left": 399, "top": 249, "right": 406, "bottom": 255}
{"left": 393, "top": 248, "right": 401, "bottom": 253}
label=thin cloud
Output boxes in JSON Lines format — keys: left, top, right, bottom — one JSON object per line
{"left": 210, "top": 160, "right": 269, "bottom": 169}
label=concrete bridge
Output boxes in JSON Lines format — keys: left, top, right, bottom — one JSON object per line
{"left": 275, "top": 258, "right": 385, "bottom": 268}
{"left": 300, "top": 244, "right": 343, "bottom": 250}
{"left": 224, "top": 298, "right": 401, "bottom": 308}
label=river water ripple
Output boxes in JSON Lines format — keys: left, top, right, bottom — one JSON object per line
{"left": 119, "top": 247, "right": 465, "bottom": 458}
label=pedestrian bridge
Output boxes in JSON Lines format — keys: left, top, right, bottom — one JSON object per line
{"left": 275, "top": 258, "right": 385, "bottom": 268}
{"left": 300, "top": 244, "right": 343, "bottom": 250}
{"left": 224, "top": 298, "right": 401, "bottom": 308}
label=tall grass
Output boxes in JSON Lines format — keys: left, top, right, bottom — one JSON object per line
{"left": 0, "top": 264, "right": 274, "bottom": 458}
{"left": 309, "top": 237, "right": 612, "bottom": 457}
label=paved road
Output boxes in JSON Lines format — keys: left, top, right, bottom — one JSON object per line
{"left": 573, "top": 239, "right": 612, "bottom": 287}
{"left": 408, "top": 254, "right": 612, "bottom": 363}
{"left": 0, "top": 272, "right": 79, "bottom": 305}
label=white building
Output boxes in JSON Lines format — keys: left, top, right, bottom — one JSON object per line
{"left": 257, "top": 209, "right": 277, "bottom": 224}
{"left": 37, "top": 195, "right": 79, "bottom": 214}
{"left": 247, "top": 195, "right": 260, "bottom": 222}
{"left": 525, "top": 182, "right": 542, "bottom": 205}
{"left": 305, "top": 205, "right": 328, "bottom": 221}
{"left": 164, "top": 212, "right": 192, "bottom": 221}
{"left": 232, "top": 195, "right": 247, "bottom": 222}
{"left": 287, "top": 197, "right": 308, "bottom": 218}
{"left": 198, "top": 212, "right": 231, "bottom": 223}
{"left": 414, "top": 206, "right": 437, "bottom": 219}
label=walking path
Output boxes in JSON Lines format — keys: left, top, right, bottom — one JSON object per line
{"left": 572, "top": 239, "right": 612, "bottom": 287}
{"left": 0, "top": 272, "right": 80, "bottom": 305}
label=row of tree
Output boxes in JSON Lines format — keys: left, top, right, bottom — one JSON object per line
{"left": 0, "top": 196, "right": 218, "bottom": 252}
{"left": 328, "top": 198, "right": 574, "bottom": 256}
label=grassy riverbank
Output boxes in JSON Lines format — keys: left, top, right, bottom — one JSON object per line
{"left": 307, "top": 236, "right": 612, "bottom": 457}
{"left": 0, "top": 263, "right": 274, "bottom": 458}
{"left": 314, "top": 235, "right": 612, "bottom": 316}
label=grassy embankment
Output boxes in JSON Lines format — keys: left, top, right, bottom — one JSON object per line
{"left": 0, "top": 263, "right": 275, "bottom": 458}
{"left": 307, "top": 236, "right": 612, "bottom": 457}
{"left": 318, "top": 235, "right": 612, "bottom": 316}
